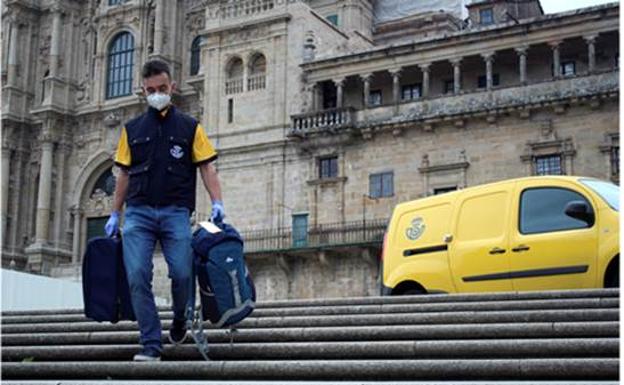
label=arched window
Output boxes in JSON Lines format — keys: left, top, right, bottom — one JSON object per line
{"left": 190, "top": 36, "right": 201, "bottom": 76}
{"left": 248, "top": 53, "right": 266, "bottom": 91}
{"left": 91, "top": 167, "right": 115, "bottom": 197}
{"left": 106, "top": 32, "right": 134, "bottom": 99}
{"left": 225, "top": 56, "right": 244, "bottom": 94}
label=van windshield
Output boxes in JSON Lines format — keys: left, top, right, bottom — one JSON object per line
{"left": 580, "top": 179, "right": 620, "bottom": 212}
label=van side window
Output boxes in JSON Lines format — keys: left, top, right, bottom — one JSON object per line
{"left": 519, "top": 188, "right": 593, "bottom": 234}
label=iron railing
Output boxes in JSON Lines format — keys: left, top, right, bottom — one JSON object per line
{"left": 241, "top": 218, "right": 388, "bottom": 254}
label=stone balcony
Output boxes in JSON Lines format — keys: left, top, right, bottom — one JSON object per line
{"left": 289, "top": 70, "right": 619, "bottom": 138}
{"left": 290, "top": 107, "right": 356, "bottom": 138}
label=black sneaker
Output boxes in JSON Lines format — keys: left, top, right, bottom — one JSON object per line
{"left": 168, "top": 319, "right": 188, "bottom": 345}
{"left": 133, "top": 347, "right": 161, "bottom": 361}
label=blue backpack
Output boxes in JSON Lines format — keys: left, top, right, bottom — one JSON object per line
{"left": 191, "top": 221, "right": 256, "bottom": 327}
{"left": 186, "top": 220, "right": 255, "bottom": 360}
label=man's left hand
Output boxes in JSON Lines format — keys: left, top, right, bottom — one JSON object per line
{"left": 211, "top": 200, "right": 225, "bottom": 223}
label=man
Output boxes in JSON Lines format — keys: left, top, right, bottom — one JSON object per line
{"left": 105, "top": 59, "right": 225, "bottom": 361}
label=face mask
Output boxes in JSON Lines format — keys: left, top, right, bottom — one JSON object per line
{"left": 146, "top": 92, "right": 171, "bottom": 111}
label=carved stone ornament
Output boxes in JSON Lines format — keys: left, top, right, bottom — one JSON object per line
{"left": 104, "top": 111, "right": 121, "bottom": 128}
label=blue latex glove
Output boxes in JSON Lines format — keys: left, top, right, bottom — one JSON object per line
{"left": 105, "top": 211, "right": 120, "bottom": 237}
{"left": 210, "top": 200, "right": 225, "bottom": 223}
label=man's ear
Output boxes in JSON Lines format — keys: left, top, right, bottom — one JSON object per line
{"left": 170, "top": 81, "right": 177, "bottom": 94}
{"left": 141, "top": 86, "right": 147, "bottom": 97}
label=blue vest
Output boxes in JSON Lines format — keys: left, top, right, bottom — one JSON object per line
{"left": 124, "top": 106, "right": 198, "bottom": 212}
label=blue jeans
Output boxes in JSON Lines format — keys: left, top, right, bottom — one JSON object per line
{"left": 122, "top": 204, "right": 192, "bottom": 352}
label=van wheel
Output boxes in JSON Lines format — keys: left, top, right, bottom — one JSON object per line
{"left": 402, "top": 289, "right": 425, "bottom": 295}
{"left": 392, "top": 282, "right": 426, "bottom": 295}
{"left": 605, "top": 259, "right": 619, "bottom": 288}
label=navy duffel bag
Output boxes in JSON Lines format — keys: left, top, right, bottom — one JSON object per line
{"left": 82, "top": 236, "right": 135, "bottom": 323}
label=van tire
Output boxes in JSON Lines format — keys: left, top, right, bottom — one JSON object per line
{"left": 402, "top": 289, "right": 425, "bottom": 295}
{"left": 604, "top": 257, "right": 619, "bottom": 288}
{"left": 392, "top": 281, "right": 426, "bottom": 295}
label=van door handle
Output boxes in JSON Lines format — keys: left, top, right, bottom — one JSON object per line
{"left": 489, "top": 247, "right": 506, "bottom": 255}
{"left": 512, "top": 245, "right": 530, "bottom": 252}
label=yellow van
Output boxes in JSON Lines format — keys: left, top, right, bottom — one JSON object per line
{"left": 381, "top": 176, "right": 619, "bottom": 295}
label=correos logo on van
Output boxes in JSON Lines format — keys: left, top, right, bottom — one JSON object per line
{"left": 405, "top": 217, "right": 426, "bottom": 240}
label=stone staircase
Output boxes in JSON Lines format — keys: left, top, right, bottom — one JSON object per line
{"left": 1, "top": 289, "right": 619, "bottom": 384}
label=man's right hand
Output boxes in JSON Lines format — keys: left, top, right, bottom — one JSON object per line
{"left": 105, "top": 211, "right": 120, "bottom": 237}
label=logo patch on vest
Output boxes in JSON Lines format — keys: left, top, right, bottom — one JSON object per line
{"left": 170, "top": 145, "right": 184, "bottom": 159}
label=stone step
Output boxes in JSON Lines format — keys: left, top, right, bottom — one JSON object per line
{"left": 2, "top": 338, "right": 618, "bottom": 362}
{"left": 2, "top": 288, "right": 618, "bottom": 317}
{"left": 2, "top": 359, "right": 618, "bottom": 381}
{"left": 2, "top": 308, "right": 618, "bottom": 334}
{"left": 2, "top": 380, "right": 619, "bottom": 385}
{"left": 2, "top": 297, "right": 618, "bottom": 325}
{"left": 3, "top": 321, "right": 617, "bottom": 346}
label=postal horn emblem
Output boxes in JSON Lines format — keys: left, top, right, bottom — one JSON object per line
{"left": 170, "top": 145, "right": 184, "bottom": 159}
{"left": 406, "top": 217, "right": 426, "bottom": 241}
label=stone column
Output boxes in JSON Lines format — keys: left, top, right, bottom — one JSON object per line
{"left": 71, "top": 207, "right": 82, "bottom": 264}
{"left": 1, "top": 143, "right": 11, "bottom": 244}
{"left": 35, "top": 134, "right": 54, "bottom": 244}
{"left": 49, "top": 7, "right": 63, "bottom": 78}
{"left": 419, "top": 63, "right": 431, "bottom": 98}
{"left": 53, "top": 143, "right": 67, "bottom": 249}
{"left": 153, "top": 0, "right": 166, "bottom": 57}
{"left": 451, "top": 58, "right": 462, "bottom": 94}
{"left": 482, "top": 53, "right": 495, "bottom": 90}
{"left": 334, "top": 78, "right": 345, "bottom": 108}
{"left": 9, "top": 148, "right": 24, "bottom": 250}
{"left": 7, "top": 21, "right": 20, "bottom": 86}
{"left": 310, "top": 83, "right": 319, "bottom": 112}
{"left": 515, "top": 47, "right": 528, "bottom": 85}
{"left": 389, "top": 68, "right": 402, "bottom": 104}
{"left": 585, "top": 35, "right": 597, "bottom": 74}
{"left": 360, "top": 73, "right": 372, "bottom": 108}
{"left": 550, "top": 41, "right": 562, "bottom": 79}
{"left": 314, "top": 83, "right": 322, "bottom": 111}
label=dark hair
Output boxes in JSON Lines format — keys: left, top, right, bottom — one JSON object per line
{"left": 142, "top": 59, "right": 171, "bottom": 79}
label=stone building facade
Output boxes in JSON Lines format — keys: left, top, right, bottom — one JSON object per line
{"left": 1, "top": 0, "right": 619, "bottom": 301}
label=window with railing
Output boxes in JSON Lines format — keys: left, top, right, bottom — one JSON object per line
{"left": 106, "top": 32, "right": 134, "bottom": 99}
{"left": 109, "top": 0, "right": 127, "bottom": 5}
{"left": 292, "top": 214, "right": 308, "bottom": 248}
{"left": 535, "top": 155, "right": 563, "bottom": 175}
{"left": 248, "top": 53, "right": 266, "bottom": 91}
{"left": 225, "top": 57, "right": 244, "bottom": 95}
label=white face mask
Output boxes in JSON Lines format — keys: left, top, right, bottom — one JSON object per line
{"left": 146, "top": 92, "right": 171, "bottom": 111}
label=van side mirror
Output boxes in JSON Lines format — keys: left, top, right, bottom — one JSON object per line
{"left": 564, "top": 201, "right": 595, "bottom": 227}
